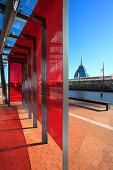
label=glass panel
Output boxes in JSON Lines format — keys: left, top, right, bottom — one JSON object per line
{"left": 18, "top": 0, "right": 38, "bottom": 15}
{"left": 11, "top": 20, "right": 26, "bottom": 35}
{"left": 10, "top": 62, "right": 22, "bottom": 102}
{"left": 32, "top": 0, "right": 63, "bottom": 149}
{"left": 8, "top": 0, "right": 63, "bottom": 168}
{"left": 46, "top": 2, "right": 63, "bottom": 150}
{"left": 0, "top": 13, "right": 4, "bottom": 30}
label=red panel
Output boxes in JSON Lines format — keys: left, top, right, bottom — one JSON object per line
{"left": 10, "top": 62, "right": 22, "bottom": 102}
{"left": 46, "top": 0, "right": 63, "bottom": 149}
{"left": 8, "top": 0, "right": 63, "bottom": 150}
{"left": 33, "top": 0, "right": 63, "bottom": 149}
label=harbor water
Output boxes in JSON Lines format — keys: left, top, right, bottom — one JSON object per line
{"left": 69, "top": 90, "right": 113, "bottom": 105}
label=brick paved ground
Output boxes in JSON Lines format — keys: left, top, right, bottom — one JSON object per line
{"left": 0, "top": 104, "right": 31, "bottom": 170}
{"left": 0, "top": 90, "right": 113, "bottom": 169}
{"left": 17, "top": 103, "right": 62, "bottom": 170}
{"left": 69, "top": 99, "right": 113, "bottom": 170}
{"left": 69, "top": 99, "right": 113, "bottom": 126}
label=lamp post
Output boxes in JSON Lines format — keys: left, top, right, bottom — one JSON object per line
{"left": 103, "top": 62, "right": 104, "bottom": 84}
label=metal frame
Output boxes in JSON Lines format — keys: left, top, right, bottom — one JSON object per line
{"left": 63, "top": 0, "right": 68, "bottom": 169}
{"left": 41, "top": 19, "right": 48, "bottom": 144}
{"left": 15, "top": 45, "right": 32, "bottom": 119}
{"left": 21, "top": 34, "right": 37, "bottom": 128}
{"left": 8, "top": 53, "right": 27, "bottom": 108}
{"left": 32, "top": 4, "right": 69, "bottom": 164}
{"left": 0, "top": 52, "right": 8, "bottom": 104}
{"left": 0, "top": 0, "right": 20, "bottom": 52}
{"left": 0, "top": 30, "right": 18, "bottom": 41}
{"left": 22, "top": 63, "right": 25, "bottom": 108}
{"left": 8, "top": 57, "right": 25, "bottom": 63}
{"left": 9, "top": 52, "right": 27, "bottom": 110}
{"left": 11, "top": 52, "right": 27, "bottom": 57}
{"left": 31, "top": 14, "right": 47, "bottom": 144}
{"left": 25, "top": 59, "right": 28, "bottom": 113}
{"left": 10, "top": 52, "right": 27, "bottom": 112}
{"left": 8, "top": 60, "right": 10, "bottom": 107}
{"left": 28, "top": 48, "right": 32, "bottom": 118}
{"left": 8, "top": 60, "right": 23, "bottom": 106}
{"left": 4, "top": 45, "right": 12, "bottom": 51}
{"left": 0, "top": 1, "right": 29, "bottom": 22}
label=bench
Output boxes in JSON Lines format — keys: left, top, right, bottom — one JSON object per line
{"left": 69, "top": 97, "right": 110, "bottom": 111}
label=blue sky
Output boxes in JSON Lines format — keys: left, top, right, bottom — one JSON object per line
{"left": 69, "top": 0, "right": 113, "bottom": 78}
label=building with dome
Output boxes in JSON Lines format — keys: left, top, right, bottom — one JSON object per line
{"left": 74, "top": 57, "right": 89, "bottom": 79}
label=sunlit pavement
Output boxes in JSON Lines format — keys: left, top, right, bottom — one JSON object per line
{"left": 69, "top": 99, "right": 113, "bottom": 170}
{"left": 0, "top": 103, "right": 31, "bottom": 170}
{"left": 18, "top": 103, "right": 62, "bottom": 170}
{"left": 0, "top": 98, "right": 62, "bottom": 170}
{"left": 0, "top": 94, "right": 113, "bottom": 169}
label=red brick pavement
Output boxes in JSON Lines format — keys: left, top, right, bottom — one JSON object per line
{"left": 17, "top": 103, "right": 62, "bottom": 170}
{"left": 69, "top": 99, "right": 113, "bottom": 126}
{"left": 0, "top": 92, "right": 113, "bottom": 169}
{"left": 69, "top": 100, "right": 113, "bottom": 170}
{"left": 0, "top": 104, "right": 31, "bottom": 170}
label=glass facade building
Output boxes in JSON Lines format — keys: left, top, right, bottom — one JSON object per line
{"left": 74, "top": 58, "right": 89, "bottom": 79}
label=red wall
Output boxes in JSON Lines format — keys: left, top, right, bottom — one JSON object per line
{"left": 34, "top": 0, "right": 63, "bottom": 149}
{"left": 10, "top": 62, "right": 22, "bottom": 102}
{"left": 9, "top": 0, "right": 63, "bottom": 150}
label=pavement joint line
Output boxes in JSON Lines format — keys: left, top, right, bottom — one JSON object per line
{"left": 69, "top": 112, "right": 113, "bottom": 131}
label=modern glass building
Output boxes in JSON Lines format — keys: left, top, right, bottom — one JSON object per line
{"left": 74, "top": 58, "right": 89, "bottom": 79}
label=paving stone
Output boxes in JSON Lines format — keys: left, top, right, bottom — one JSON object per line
{"left": 0, "top": 97, "right": 113, "bottom": 169}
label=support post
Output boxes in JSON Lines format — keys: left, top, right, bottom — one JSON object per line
{"left": 103, "top": 62, "right": 104, "bottom": 84}
{"left": 14, "top": 45, "right": 32, "bottom": 119}
{"left": 33, "top": 38, "right": 37, "bottom": 127}
{"left": 31, "top": 14, "right": 47, "bottom": 143}
{"left": 42, "top": 20, "right": 47, "bottom": 144}
{"left": 25, "top": 58, "right": 28, "bottom": 113}
{"left": 21, "top": 34, "right": 37, "bottom": 127}
{"left": 22, "top": 63, "right": 24, "bottom": 106}
{"left": 22, "top": 63, "right": 25, "bottom": 108}
{"left": 28, "top": 48, "right": 32, "bottom": 118}
{"left": 63, "top": 0, "right": 68, "bottom": 169}
{"left": 8, "top": 61, "right": 10, "bottom": 107}
{"left": 0, "top": 53, "right": 8, "bottom": 104}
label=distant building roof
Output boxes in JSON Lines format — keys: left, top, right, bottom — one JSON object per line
{"left": 74, "top": 57, "right": 89, "bottom": 79}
